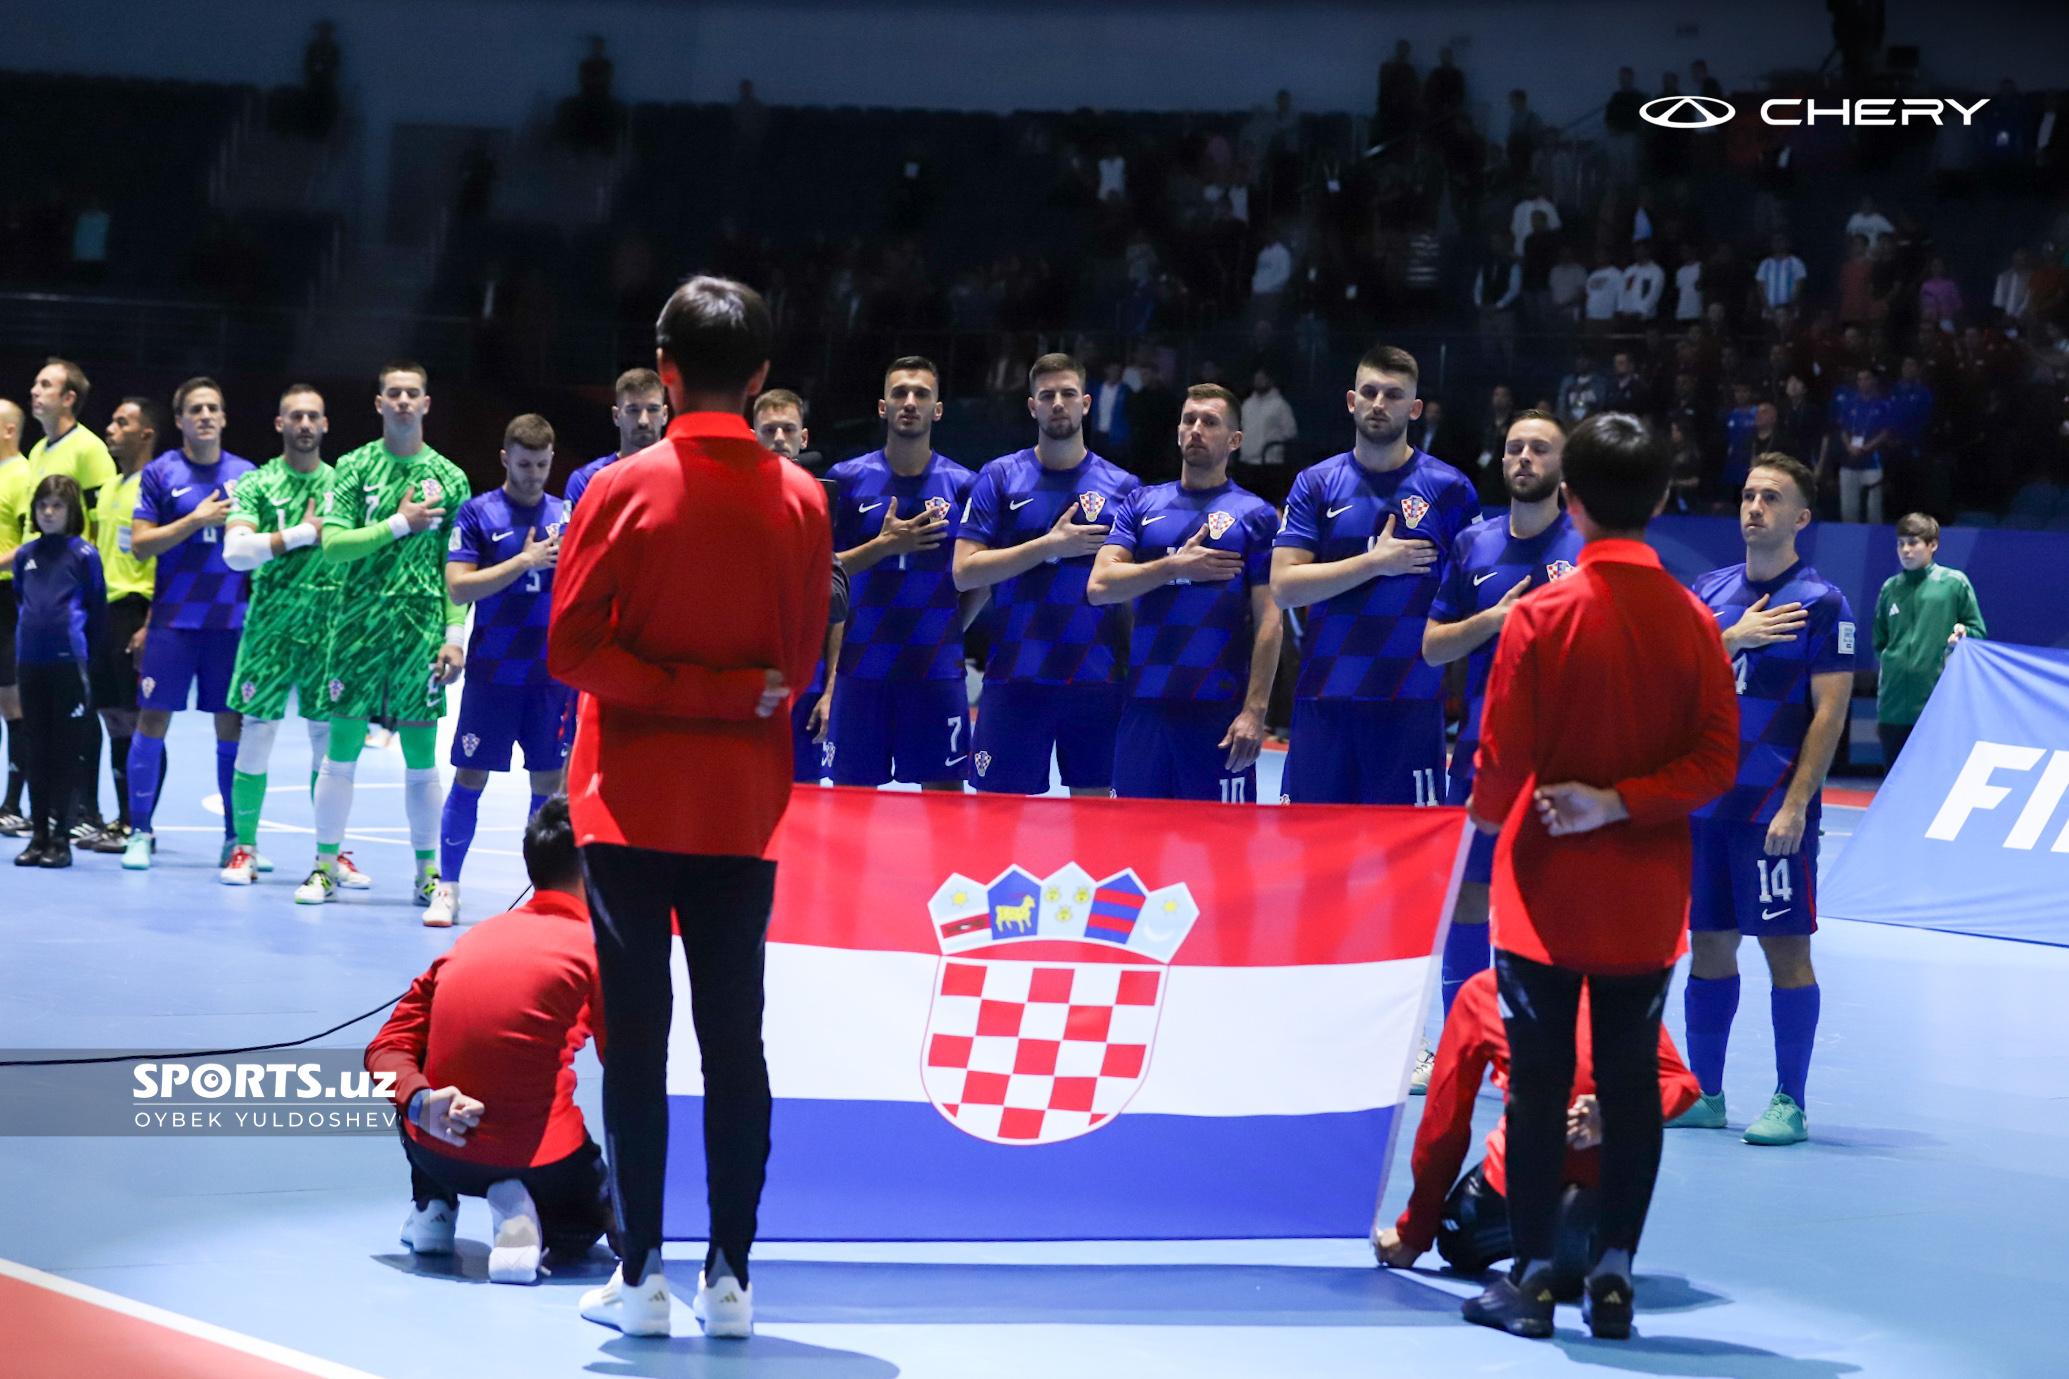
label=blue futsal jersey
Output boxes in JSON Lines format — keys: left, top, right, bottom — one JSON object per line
{"left": 960, "top": 449, "right": 1141, "bottom": 685}
{"left": 828, "top": 449, "right": 977, "bottom": 681}
{"left": 1103, "top": 479, "right": 1279, "bottom": 701}
{"left": 136, "top": 449, "right": 257, "bottom": 630}
{"left": 1691, "top": 559, "right": 1857, "bottom": 825}
{"left": 1428, "top": 510, "right": 1585, "bottom": 791}
{"left": 446, "top": 488, "right": 568, "bottom": 689}
{"left": 561, "top": 451, "right": 617, "bottom": 509}
{"left": 1273, "top": 448, "right": 1478, "bottom": 701}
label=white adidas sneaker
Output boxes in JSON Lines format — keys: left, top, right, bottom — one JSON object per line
{"left": 399, "top": 1199, "right": 455, "bottom": 1254}
{"left": 579, "top": 1253, "right": 672, "bottom": 1337}
{"left": 485, "top": 1179, "right": 542, "bottom": 1284}
{"left": 693, "top": 1267, "right": 754, "bottom": 1339}
{"left": 422, "top": 882, "right": 460, "bottom": 928}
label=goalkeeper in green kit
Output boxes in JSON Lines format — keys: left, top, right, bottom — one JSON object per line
{"left": 294, "top": 361, "right": 470, "bottom": 908}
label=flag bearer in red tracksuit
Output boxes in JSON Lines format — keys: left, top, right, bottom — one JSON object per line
{"left": 1464, "top": 412, "right": 1738, "bottom": 1342}
{"left": 548, "top": 276, "right": 831, "bottom": 1340}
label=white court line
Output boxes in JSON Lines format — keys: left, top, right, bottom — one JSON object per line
{"left": 0, "top": 1255, "right": 387, "bottom": 1379}
{"left": 147, "top": 825, "right": 517, "bottom": 857}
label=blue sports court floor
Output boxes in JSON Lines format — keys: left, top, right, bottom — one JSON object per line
{"left": 3, "top": 712, "right": 2065, "bottom": 1377}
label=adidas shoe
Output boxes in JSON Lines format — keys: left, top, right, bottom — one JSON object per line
{"left": 71, "top": 815, "right": 107, "bottom": 843}
{"left": 422, "top": 882, "right": 459, "bottom": 928}
{"left": 335, "top": 851, "right": 371, "bottom": 889}
{"left": 413, "top": 866, "right": 442, "bottom": 908}
{"left": 294, "top": 866, "right": 338, "bottom": 905}
{"left": 1743, "top": 1091, "right": 1809, "bottom": 1145}
{"left": 121, "top": 830, "right": 155, "bottom": 870}
{"left": 0, "top": 810, "right": 29, "bottom": 837}
{"left": 220, "top": 845, "right": 258, "bottom": 886}
{"left": 82, "top": 822, "right": 132, "bottom": 853}
{"left": 1667, "top": 1092, "right": 1727, "bottom": 1129}
{"left": 1582, "top": 1271, "right": 1635, "bottom": 1340}
{"left": 486, "top": 1180, "right": 542, "bottom": 1284}
{"left": 399, "top": 1198, "right": 456, "bottom": 1254}
{"left": 1462, "top": 1269, "right": 1555, "bottom": 1340}
{"left": 693, "top": 1267, "right": 754, "bottom": 1339}
{"left": 580, "top": 1252, "right": 672, "bottom": 1337}
{"left": 1409, "top": 1043, "right": 1435, "bottom": 1095}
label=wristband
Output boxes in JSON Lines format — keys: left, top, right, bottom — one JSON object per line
{"left": 407, "top": 1088, "right": 427, "bottom": 1126}
{"left": 386, "top": 513, "right": 412, "bottom": 541}
{"left": 444, "top": 626, "right": 467, "bottom": 650}
{"left": 283, "top": 523, "right": 318, "bottom": 551}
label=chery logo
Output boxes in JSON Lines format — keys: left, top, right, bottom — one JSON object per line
{"left": 1641, "top": 95, "right": 1735, "bottom": 129}
{"left": 1641, "top": 95, "right": 1989, "bottom": 130}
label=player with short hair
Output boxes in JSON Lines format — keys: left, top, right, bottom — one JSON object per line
{"left": 1088, "top": 383, "right": 1280, "bottom": 801}
{"left": 1422, "top": 410, "right": 1584, "bottom": 1025}
{"left": 952, "top": 353, "right": 1141, "bottom": 796}
{"left": 824, "top": 358, "right": 982, "bottom": 790}
{"left": 294, "top": 362, "right": 469, "bottom": 909}
{"left": 753, "top": 389, "right": 843, "bottom": 782}
{"left": 431, "top": 412, "right": 572, "bottom": 927}
{"left": 0, "top": 396, "right": 28, "bottom": 835}
{"left": 123, "top": 377, "right": 256, "bottom": 870}
{"left": 562, "top": 368, "right": 668, "bottom": 508}
{"left": 1672, "top": 453, "right": 1854, "bottom": 1146}
{"left": 1271, "top": 346, "right": 1480, "bottom": 805}
{"left": 217, "top": 386, "right": 358, "bottom": 886}
{"left": 75, "top": 398, "right": 158, "bottom": 850}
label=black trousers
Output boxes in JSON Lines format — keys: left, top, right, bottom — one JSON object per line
{"left": 400, "top": 1127, "right": 611, "bottom": 1256}
{"left": 1493, "top": 947, "right": 1673, "bottom": 1265}
{"left": 1438, "top": 1161, "right": 1599, "bottom": 1293}
{"left": 1878, "top": 722, "right": 1913, "bottom": 770}
{"left": 581, "top": 842, "right": 778, "bottom": 1283}
{"left": 18, "top": 662, "right": 91, "bottom": 838}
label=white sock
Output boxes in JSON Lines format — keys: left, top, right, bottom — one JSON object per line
{"left": 235, "top": 718, "right": 279, "bottom": 775}
{"left": 404, "top": 767, "right": 442, "bottom": 857}
{"left": 1589, "top": 1247, "right": 1632, "bottom": 1282}
{"left": 304, "top": 718, "right": 331, "bottom": 765}
{"left": 313, "top": 756, "right": 358, "bottom": 851}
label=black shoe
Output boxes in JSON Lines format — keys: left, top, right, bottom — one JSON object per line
{"left": 1462, "top": 1272, "right": 1556, "bottom": 1339}
{"left": 1582, "top": 1272, "right": 1634, "bottom": 1340}
{"left": 82, "top": 823, "right": 131, "bottom": 854}
{"left": 36, "top": 837, "right": 73, "bottom": 868}
{"left": 0, "top": 810, "right": 29, "bottom": 838}
{"left": 70, "top": 815, "right": 107, "bottom": 843}
{"left": 14, "top": 835, "right": 49, "bottom": 866}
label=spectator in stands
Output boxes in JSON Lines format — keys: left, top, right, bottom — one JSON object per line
{"left": 1091, "top": 361, "right": 1132, "bottom": 459}
{"left": 1830, "top": 367, "right": 1896, "bottom": 524}
{"left": 1666, "top": 372, "right": 1710, "bottom": 477}
{"left": 1776, "top": 373, "right": 1822, "bottom": 464}
{"left": 1617, "top": 241, "right": 1665, "bottom": 328}
{"left": 1250, "top": 227, "right": 1293, "bottom": 322}
{"left": 1548, "top": 242, "right": 1589, "bottom": 329}
{"left": 1838, "top": 235, "right": 1876, "bottom": 327}
{"left": 1424, "top": 48, "right": 1466, "bottom": 133}
{"left": 1127, "top": 360, "right": 1180, "bottom": 481}
{"left": 1506, "top": 91, "right": 1544, "bottom": 184}
{"left": 1705, "top": 242, "right": 1754, "bottom": 333}
{"left": 300, "top": 20, "right": 342, "bottom": 140}
{"left": 1604, "top": 351, "right": 1648, "bottom": 414}
{"left": 1557, "top": 353, "right": 1607, "bottom": 426}
{"left": 1756, "top": 234, "right": 1809, "bottom": 322}
{"left": 1873, "top": 513, "right": 1987, "bottom": 766}
{"left": 1919, "top": 257, "right": 1963, "bottom": 333}
{"left": 1582, "top": 255, "right": 1622, "bottom": 337}
{"left": 1604, "top": 68, "right": 1645, "bottom": 186}
{"left": 1097, "top": 144, "right": 1127, "bottom": 204}
{"left": 1407, "top": 398, "right": 1446, "bottom": 460}
{"left": 1690, "top": 59, "right": 1724, "bottom": 98}
{"left": 1472, "top": 385, "right": 1519, "bottom": 503}
{"left": 1376, "top": 41, "right": 1421, "bottom": 146}
{"left": 1992, "top": 249, "right": 2033, "bottom": 322}
{"left": 1673, "top": 242, "right": 1705, "bottom": 323}
{"left": 558, "top": 37, "right": 623, "bottom": 155}
{"left": 1666, "top": 419, "right": 1705, "bottom": 512}
{"left": 1474, "top": 232, "right": 1522, "bottom": 375}
{"left": 2028, "top": 241, "right": 2066, "bottom": 320}
{"left": 1511, "top": 184, "right": 1560, "bottom": 251}
{"left": 1887, "top": 356, "right": 1935, "bottom": 509}
{"left": 1238, "top": 369, "right": 1297, "bottom": 467}
{"left": 1721, "top": 383, "right": 1760, "bottom": 492}
{"left": 1845, "top": 195, "right": 1895, "bottom": 251}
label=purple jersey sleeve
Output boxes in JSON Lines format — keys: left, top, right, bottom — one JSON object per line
{"left": 1273, "top": 467, "right": 1322, "bottom": 552}
{"left": 961, "top": 464, "right": 1006, "bottom": 546}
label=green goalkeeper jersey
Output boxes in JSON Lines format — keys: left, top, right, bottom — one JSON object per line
{"left": 232, "top": 456, "right": 338, "bottom": 632}
{"left": 322, "top": 439, "right": 470, "bottom": 603}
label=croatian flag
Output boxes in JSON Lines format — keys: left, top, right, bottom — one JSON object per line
{"left": 663, "top": 788, "right": 1467, "bottom": 1240}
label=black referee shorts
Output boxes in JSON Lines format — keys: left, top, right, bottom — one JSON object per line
{"left": 91, "top": 594, "right": 151, "bottom": 711}
{"left": 0, "top": 580, "right": 16, "bottom": 688}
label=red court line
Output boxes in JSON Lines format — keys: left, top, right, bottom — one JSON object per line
{"left": 0, "top": 1259, "right": 382, "bottom": 1379}
{"left": 1824, "top": 786, "right": 1877, "bottom": 808}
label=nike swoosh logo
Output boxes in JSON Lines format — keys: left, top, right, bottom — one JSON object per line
{"left": 858, "top": 502, "right": 883, "bottom": 513}
{"left": 1009, "top": 499, "right": 1033, "bottom": 510}
{"left": 491, "top": 531, "right": 512, "bottom": 541}
{"left": 1325, "top": 503, "right": 1353, "bottom": 518}
{"left": 945, "top": 755, "right": 967, "bottom": 766}
{"left": 1473, "top": 572, "right": 1496, "bottom": 585}
{"left": 172, "top": 487, "right": 193, "bottom": 497}
{"left": 1141, "top": 515, "right": 1169, "bottom": 525}
{"left": 1761, "top": 907, "right": 1791, "bottom": 921}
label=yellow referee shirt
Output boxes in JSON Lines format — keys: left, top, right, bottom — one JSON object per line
{"left": 95, "top": 467, "right": 156, "bottom": 600}
{"left": 0, "top": 454, "right": 26, "bottom": 582}
{"left": 1, "top": 424, "right": 118, "bottom": 576}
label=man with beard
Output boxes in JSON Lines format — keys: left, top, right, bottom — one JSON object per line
{"left": 953, "top": 353, "right": 1140, "bottom": 796}
{"left": 562, "top": 368, "right": 668, "bottom": 508}
{"left": 753, "top": 389, "right": 848, "bottom": 784}
{"left": 1270, "top": 346, "right": 1478, "bottom": 806}
{"left": 1419, "top": 411, "right": 1584, "bottom": 1076}
{"left": 824, "top": 358, "right": 982, "bottom": 791}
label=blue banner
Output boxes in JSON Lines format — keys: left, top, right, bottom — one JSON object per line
{"left": 1822, "top": 639, "right": 2069, "bottom": 945}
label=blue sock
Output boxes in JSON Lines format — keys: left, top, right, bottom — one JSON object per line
{"left": 1772, "top": 983, "right": 1820, "bottom": 1108}
{"left": 1440, "top": 922, "right": 1490, "bottom": 1016}
{"left": 215, "top": 740, "right": 239, "bottom": 840}
{"left": 1684, "top": 974, "right": 1740, "bottom": 1097}
{"left": 528, "top": 792, "right": 548, "bottom": 822}
{"left": 127, "top": 734, "right": 166, "bottom": 832}
{"left": 440, "top": 781, "right": 482, "bottom": 884}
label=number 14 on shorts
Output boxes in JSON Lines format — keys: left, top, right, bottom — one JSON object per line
{"left": 1755, "top": 856, "right": 1793, "bottom": 904}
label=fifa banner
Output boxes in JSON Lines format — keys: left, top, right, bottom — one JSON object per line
{"left": 1823, "top": 639, "right": 2069, "bottom": 946}
{"left": 662, "top": 787, "right": 1468, "bottom": 1240}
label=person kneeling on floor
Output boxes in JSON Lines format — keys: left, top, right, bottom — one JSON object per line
{"left": 365, "top": 795, "right": 611, "bottom": 1284}
{"left": 1374, "top": 968, "right": 1700, "bottom": 1297}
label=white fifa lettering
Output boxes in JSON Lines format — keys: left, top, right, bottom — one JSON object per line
{"left": 1925, "top": 741, "right": 2044, "bottom": 841}
{"left": 2003, "top": 750, "right": 2069, "bottom": 851}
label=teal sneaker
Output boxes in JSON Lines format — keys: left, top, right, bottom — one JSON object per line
{"left": 254, "top": 849, "right": 274, "bottom": 873}
{"left": 121, "top": 830, "right": 156, "bottom": 871}
{"left": 1409, "top": 1043, "right": 1435, "bottom": 1095}
{"left": 1667, "top": 1092, "right": 1727, "bottom": 1128}
{"left": 1743, "top": 1091, "right": 1808, "bottom": 1145}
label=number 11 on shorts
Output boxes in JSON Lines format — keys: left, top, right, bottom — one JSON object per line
{"left": 1411, "top": 767, "right": 1439, "bottom": 806}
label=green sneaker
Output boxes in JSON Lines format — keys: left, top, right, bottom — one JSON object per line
{"left": 121, "top": 830, "right": 156, "bottom": 871}
{"left": 1667, "top": 1091, "right": 1727, "bottom": 1129}
{"left": 1743, "top": 1091, "right": 1808, "bottom": 1145}
{"left": 413, "top": 866, "right": 441, "bottom": 908}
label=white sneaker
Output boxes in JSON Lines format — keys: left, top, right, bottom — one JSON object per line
{"left": 219, "top": 844, "right": 258, "bottom": 886}
{"left": 579, "top": 1253, "right": 672, "bottom": 1337}
{"left": 693, "top": 1268, "right": 754, "bottom": 1339}
{"left": 422, "top": 881, "right": 460, "bottom": 928}
{"left": 1409, "top": 1043, "right": 1436, "bottom": 1095}
{"left": 293, "top": 866, "right": 337, "bottom": 905}
{"left": 335, "top": 851, "right": 372, "bottom": 889}
{"left": 399, "top": 1199, "right": 455, "bottom": 1254}
{"left": 486, "top": 1179, "right": 542, "bottom": 1284}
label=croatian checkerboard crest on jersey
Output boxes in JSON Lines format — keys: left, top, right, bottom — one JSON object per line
{"left": 1077, "top": 491, "right": 1105, "bottom": 523}
{"left": 1400, "top": 495, "right": 1430, "bottom": 529}
{"left": 1205, "top": 511, "right": 1234, "bottom": 540}
{"left": 921, "top": 864, "right": 1199, "bottom": 1145}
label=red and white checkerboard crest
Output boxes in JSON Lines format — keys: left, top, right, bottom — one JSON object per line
{"left": 1399, "top": 495, "right": 1430, "bottom": 529}
{"left": 924, "top": 496, "right": 952, "bottom": 520}
{"left": 1076, "top": 491, "right": 1105, "bottom": 523}
{"left": 1205, "top": 510, "right": 1234, "bottom": 540}
{"left": 921, "top": 864, "right": 1199, "bottom": 1145}
{"left": 1546, "top": 559, "right": 1576, "bottom": 581}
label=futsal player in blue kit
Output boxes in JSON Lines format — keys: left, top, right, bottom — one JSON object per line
{"left": 752, "top": 388, "right": 843, "bottom": 783}
{"left": 953, "top": 353, "right": 1141, "bottom": 796}
{"left": 561, "top": 368, "right": 668, "bottom": 510}
{"left": 432, "top": 413, "right": 571, "bottom": 927}
{"left": 123, "top": 377, "right": 256, "bottom": 870}
{"left": 1671, "top": 453, "right": 1854, "bottom": 1147}
{"left": 1270, "top": 346, "right": 1478, "bottom": 805}
{"left": 825, "top": 357, "right": 983, "bottom": 791}
{"left": 1088, "top": 383, "right": 1280, "bottom": 802}
{"left": 1422, "top": 409, "right": 1584, "bottom": 1023}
